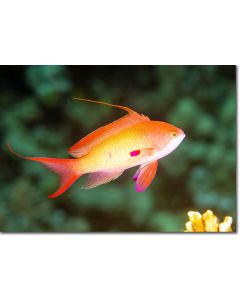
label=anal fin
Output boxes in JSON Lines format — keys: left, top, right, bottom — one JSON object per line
{"left": 82, "top": 169, "right": 124, "bottom": 189}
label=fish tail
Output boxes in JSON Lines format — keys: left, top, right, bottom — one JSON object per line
{"left": 7, "top": 143, "right": 83, "bottom": 198}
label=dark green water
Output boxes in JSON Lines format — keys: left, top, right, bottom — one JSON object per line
{"left": 0, "top": 65, "right": 236, "bottom": 232}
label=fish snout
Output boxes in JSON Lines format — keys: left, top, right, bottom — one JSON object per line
{"left": 176, "top": 127, "right": 186, "bottom": 141}
{"left": 178, "top": 131, "right": 186, "bottom": 143}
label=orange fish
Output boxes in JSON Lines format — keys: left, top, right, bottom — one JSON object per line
{"left": 8, "top": 98, "right": 186, "bottom": 198}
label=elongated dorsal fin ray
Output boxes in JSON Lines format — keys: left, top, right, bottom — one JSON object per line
{"left": 69, "top": 98, "right": 150, "bottom": 158}
{"left": 73, "top": 97, "right": 136, "bottom": 114}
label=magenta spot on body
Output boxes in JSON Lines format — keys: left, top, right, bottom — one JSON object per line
{"left": 130, "top": 150, "right": 141, "bottom": 157}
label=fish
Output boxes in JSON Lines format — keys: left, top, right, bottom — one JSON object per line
{"left": 8, "top": 98, "right": 186, "bottom": 198}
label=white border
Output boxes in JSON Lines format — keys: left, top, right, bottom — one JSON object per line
{"left": 0, "top": 1, "right": 239, "bottom": 300}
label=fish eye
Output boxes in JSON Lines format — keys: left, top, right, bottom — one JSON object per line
{"left": 170, "top": 132, "right": 177, "bottom": 138}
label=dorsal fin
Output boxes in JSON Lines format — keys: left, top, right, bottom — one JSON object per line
{"left": 68, "top": 98, "right": 150, "bottom": 158}
{"left": 73, "top": 98, "right": 136, "bottom": 114}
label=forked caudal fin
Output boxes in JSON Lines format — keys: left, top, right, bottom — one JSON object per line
{"left": 7, "top": 144, "right": 82, "bottom": 198}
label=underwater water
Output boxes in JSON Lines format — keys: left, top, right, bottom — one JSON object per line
{"left": 0, "top": 65, "right": 236, "bottom": 232}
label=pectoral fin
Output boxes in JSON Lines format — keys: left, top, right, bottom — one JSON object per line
{"left": 82, "top": 169, "right": 124, "bottom": 189}
{"left": 133, "top": 160, "right": 158, "bottom": 192}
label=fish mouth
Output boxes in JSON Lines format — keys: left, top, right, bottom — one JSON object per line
{"left": 173, "top": 133, "right": 185, "bottom": 149}
{"left": 177, "top": 133, "right": 186, "bottom": 146}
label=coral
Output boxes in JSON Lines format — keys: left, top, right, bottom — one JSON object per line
{"left": 185, "top": 210, "right": 232, "bottom": 232}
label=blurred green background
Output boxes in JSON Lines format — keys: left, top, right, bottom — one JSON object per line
{"left": 0, "top": 65, "right": 236, "bottom": 232}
